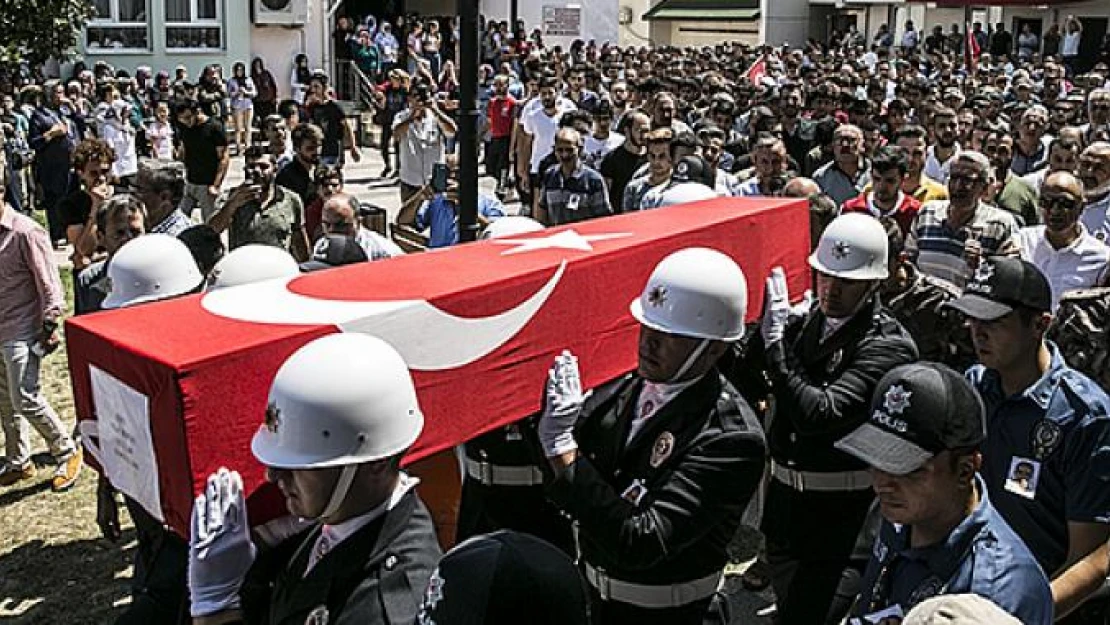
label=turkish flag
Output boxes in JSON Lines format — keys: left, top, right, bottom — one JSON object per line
{"left": 745, "top": 54, "right": 767, "bottom": 85}
{"left": 965, "top": 22, "right": 980, "bottom": 73}
{"left": 66, "top": 197, "right": 811, "bottom": 536}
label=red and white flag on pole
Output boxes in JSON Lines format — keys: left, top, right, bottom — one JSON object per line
{"left": 965, "top": 22, "right": 980, "bottom": 74}
{"left": 745, "top": 54, "right": 767, "bottom": 85}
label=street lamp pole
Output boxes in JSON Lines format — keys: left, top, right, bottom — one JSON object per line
{"left": 457, "top": 0, "right": 480, "bottom": 242}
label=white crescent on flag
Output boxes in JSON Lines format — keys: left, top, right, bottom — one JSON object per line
{"left": 200, "top": 262, "right": 567, "bottom": 370}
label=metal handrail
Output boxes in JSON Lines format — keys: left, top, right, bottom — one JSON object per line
{"left": 337, "top": 60, "right": 376, "bottom": 110}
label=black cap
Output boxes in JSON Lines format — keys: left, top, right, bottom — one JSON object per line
{"left": 418, "top": 531, "right": 590, "bottom": 625}
{"left": 835, "top": 362, "right": 986, "bottom": 475}
{"left": 672, "top": 155, "right": 713, "bottom": 186}
{"left": 946, "top": 258, "right": 1052, "bottom": 321}
{"left": 299, "top": 235, "right": 368, "bottom": 272}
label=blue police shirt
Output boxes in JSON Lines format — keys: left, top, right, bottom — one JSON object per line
{"left": 967, "top": 343, "right": 1110, "bottom": 574}
{"left": 415, "top": 192, "right": 506, "bottom": 248}
{"left": 854, "top": 476, "right": 1052, "bottom": 625}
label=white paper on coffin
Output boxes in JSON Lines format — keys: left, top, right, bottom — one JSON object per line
{"left": 82, "top": 365, "right": 163, "bottom": 522}
{"left": 201, "top": 262, "right": 567, "bottom": 371}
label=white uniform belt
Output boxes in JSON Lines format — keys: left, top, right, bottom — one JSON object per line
{"left": 464, "top": 458, "right": 544, "bottom": 486}
{"left": 770, "top": 460, "right": 872, "bottom": 492}
{"left": 583, "top": 562, "right": 722, "bottom": 608}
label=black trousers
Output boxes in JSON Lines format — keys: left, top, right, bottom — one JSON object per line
{"left": 456, "top": 476, "right": 575, "bottom": 556}
{"left": 762, "top": 479, "right": 874, "bottom": 625}
{"left": 35, "top": 160, "right": 71, "bottom": 242}
{"left": 114, "top": 497, "right": 189, "bottom": 625}
{"left": 380, "top": 118, "right": 395, "bottom": 170}
{"left": 484, "top": 136, "right": 510, "bottom": 186}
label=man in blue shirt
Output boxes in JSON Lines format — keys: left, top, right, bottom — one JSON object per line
{"left": 836, "top": 362, "right": 1052, "bottom": 625}
{"left": 947, "top": 258, "right": 1110, "bottom": 624}
{"left": 538, "top": 128, "right": 611, "bottom": 226}
{"left": 396, "top": 170, "right": 506, "bottom": 248}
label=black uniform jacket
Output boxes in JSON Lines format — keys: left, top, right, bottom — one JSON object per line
{"left": 541, "top": 371, "right": 767, "bottom": 585}
{"left": 731, "top": 296, "right": 919, "bottom": 473}
{"left": 239, "top": 489, "right": 442, "bottom": 625}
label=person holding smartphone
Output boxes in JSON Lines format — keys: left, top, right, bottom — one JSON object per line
{"left": 208, "top": 146, "right": 310, "bottom": 262}
{"left": 396, "top": 160, "right": 506, "bottom": 248}
{"left": 392, "top": 83, "right": 457, "bottom": 205}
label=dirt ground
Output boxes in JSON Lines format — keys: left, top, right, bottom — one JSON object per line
{"left": 0, "top": 272, "right": 135, "bottom": 625}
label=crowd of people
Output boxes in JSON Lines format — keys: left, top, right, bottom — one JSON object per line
{"left": 4, "top": 10, "right": 1110, "bottom": 625}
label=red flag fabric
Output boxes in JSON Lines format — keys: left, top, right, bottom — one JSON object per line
{"left": 66, "top": 197, "right": 811, "bottom": 536}
{"left": 745, "top": 54, "right": 767, "bottom": 85}
{"left": 965, "top": 22, "right": 980, "bottom": 73}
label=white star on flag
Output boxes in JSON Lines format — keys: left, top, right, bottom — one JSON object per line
{"left": 492, "top": 229, "right": 634, "bottom": 255}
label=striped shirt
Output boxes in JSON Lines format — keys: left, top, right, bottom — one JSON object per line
{"left": 906, "top": 200, "right": 1019, "bottom": 287}
{"left": 539, "top": 164, "right": 612, "bottom": 225}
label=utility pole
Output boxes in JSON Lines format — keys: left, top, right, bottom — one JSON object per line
{"left": 457, "top": 0, "right": 480, "bottom": 242}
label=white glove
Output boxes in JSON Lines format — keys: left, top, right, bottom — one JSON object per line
{"left": 189, "top": 468, "right": 257, "bottom": 617}
{"left": 539, "top": 350, "right": 588, "bottom": 458}
{"left": 790, "top": 289, "right": 814, "bottom": 318}
{"left": 760, "top": 267, "right": 792, "bottom": 346}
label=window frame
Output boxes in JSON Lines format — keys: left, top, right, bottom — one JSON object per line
{"left": 164, "top": 0, "right": 225, "bottom": 53}
{"left": 85, "top": 0, "right": 152, "bottom": 53}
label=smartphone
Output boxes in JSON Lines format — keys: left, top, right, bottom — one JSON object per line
{"left": 431, "top": 163, "right": 449, "bottom": 193}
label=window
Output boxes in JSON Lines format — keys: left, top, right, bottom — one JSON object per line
{"left": 86, "top": 0, "right": 150, "bottom": 51}
{"left": 165, "top": 0, "right": 223, "bottom": 51}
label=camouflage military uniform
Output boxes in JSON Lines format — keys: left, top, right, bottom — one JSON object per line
{"left": 1048, "top": 288, "right": 1110, "bottom": 392}
{"left": 882, "top": 262, "right": 977, "bottom": 371}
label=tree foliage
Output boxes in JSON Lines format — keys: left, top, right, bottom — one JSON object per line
{"left": 1, "top": 0, "right": 96, "bottom": 71}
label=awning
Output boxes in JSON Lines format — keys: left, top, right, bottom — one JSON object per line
{"left": 643, "top": 0, "right": 761, "bottom": 22}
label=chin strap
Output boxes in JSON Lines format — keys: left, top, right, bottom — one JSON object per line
{"left": 319, "top": 464, "right": 360, "bottom": 521}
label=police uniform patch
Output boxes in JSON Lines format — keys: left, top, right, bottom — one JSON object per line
{"left": 650, "top": 431, "right": 675, "bottom": 467}
{"left": 827, "top": 348, "right": 844, "bottom": 373}
{"left": 1031, "top": 420, "right": 1062, "bottom": 461}
{"left": 305, "top": 605, "right": 330, "bottom": 625}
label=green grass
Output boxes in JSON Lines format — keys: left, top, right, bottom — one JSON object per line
{"left": 0, "top": 267, "right": 135, "bottom": 624}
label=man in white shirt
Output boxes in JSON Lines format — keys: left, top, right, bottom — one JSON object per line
{"left": 1016, "top": 172, "right": 1110, "bottom": 309}
{"left": 518, "top": 76, "right": 577, "bottom": 213}
{"left": 583, "top": 104, "right": 623, "bottom": 170}
{"left": 923, "top": 107, "right": 960, "bottom": 185}
{"left": 1079, "top": 142, "right": 1110, "bottom": 242}
{"left": 392, "top": 84, "right": 457, "bottom": 204}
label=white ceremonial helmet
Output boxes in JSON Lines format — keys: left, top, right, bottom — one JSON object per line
{"left": 479, "top": 215, "right": 545, "bottom": 240}
{"left": 103, "top": 233, "right": 204, "bottom": 309}
{"left": 252, "top": 333, "right": 424, "bottom": 471}
{"left": 252, "top": 334, "right": 425, "bottom": 520}
{"left": 808, "top": 212, "right": 889, "bottom": 280}
{"left": 630, "top": 247, "right": 748, "bottom": 342}
{"left": 207, "top": 244, "right": 300, "bottom": 291}
{"left": 657, "top": 182, "right": 718, "bottom": 207}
